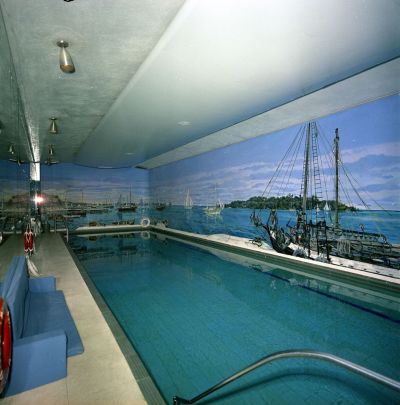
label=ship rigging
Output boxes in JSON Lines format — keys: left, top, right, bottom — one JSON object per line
{"left": 251, "top": 122, "right": 400, "bottom": 269}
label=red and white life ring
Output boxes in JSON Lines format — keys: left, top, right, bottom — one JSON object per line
{"left": 0, "top": 297, "right": 12, "bottom": 394}
{"left": 24, "top": 228, "right": 34, "bottom": 254}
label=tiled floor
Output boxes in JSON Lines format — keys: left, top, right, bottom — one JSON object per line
{"left": 0, "top": 233, "right": 147, "bottom": 405}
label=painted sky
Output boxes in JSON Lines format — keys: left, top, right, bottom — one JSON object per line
{"left": 0, "top": 160, "right": 30, "bottom": 200}
{"left": 150, "top": 95, "right": 400, "bottom": 209}
{"left": 41, "top": 164, "right": 149, "bottom": 204}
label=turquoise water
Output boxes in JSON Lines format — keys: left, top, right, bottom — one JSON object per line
{"left": 68, "top": 207, "right": 400, "bottom": 243}
{"left": 70, "top": 233, "right": 400, "bottom": 404}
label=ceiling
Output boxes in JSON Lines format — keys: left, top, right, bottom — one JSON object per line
{"left": 0, "top": 0, "right": 399, "bottom": 169}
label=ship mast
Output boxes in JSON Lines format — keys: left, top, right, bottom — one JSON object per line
{"left": 334, "top": 128, "right": 340, "bottom": 228}
{"left": 302, "top": 123, "right": 311, "bottom": 216}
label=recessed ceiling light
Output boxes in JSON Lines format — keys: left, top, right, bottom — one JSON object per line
{"left": 178, "top": 121, "right": 191, "bottom": 126}
{"left": 125, "top": 152, "right": 134, "bottom": 155}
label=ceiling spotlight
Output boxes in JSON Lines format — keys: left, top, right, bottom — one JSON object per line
{"left": 57, "top": 40, "right": 75, "bottom": 73}
{"left": 178, "top": 121, "right": 191, "bottom": 126}
{"left": 45, "top": 157, "right": 59, "bottom": 166}
{"left": 9, "top": 157, "right": 25, "bottom": 166}
{"left": 48, "top": 145, "right": 55, "bottom": 156}
{"left": 8, "top": 144, "right": 15, "bottom": 155}
{"left": 49, "top": 117, "right": 58, "bottom": 134}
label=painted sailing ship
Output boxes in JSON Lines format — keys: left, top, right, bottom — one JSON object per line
{"left": 204, "top": 186, "right": 224, "bottom": 216}
{"left": 251, "top": 122, "right": 400, "bottom": 269}
{"left": 203, "top": 199, "right": 224, "bottom": 216}
{"left": 118, "top": 189, "right": 137, "bottom": 212}
{"left": 154, "top": 200, "right": 167, "bottom": 211}
{"left": 184, "top": 189, "right": 193, "bottom": 209}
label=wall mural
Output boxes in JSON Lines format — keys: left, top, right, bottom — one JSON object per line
{"left": 149, "top": 95, "right": 400, "bottom": 246}
{"left": 40, "top": 164, "right": 150, "bottom": 227}
{"left": 0, "top": 95, "right": 399, "bottom": 252}
{"left": 0, "top": 160, "right": 29, "bottom": 232}
{"left": 0, "top": 162, "right": 150, "bottom": 232}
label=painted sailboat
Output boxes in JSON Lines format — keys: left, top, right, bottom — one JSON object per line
{"left": 251, "top": 122, "right": 400, "bottom": 269}
{"left": 118, "top": 188, "right": 137, "bottom": 212}
{"left": 154, "top": 200, "right": 167, "bottom": 211}
{"left": 184, "top": 189, "right": 193, "bottom": 209}
{"left": 203, "top": 199, "right": 224, "bottom": 216}
{"left": 203, "top": 186, "right": 224, "bottom": 216}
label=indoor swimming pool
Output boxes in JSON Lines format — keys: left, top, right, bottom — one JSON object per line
{"left": 69, "top": 232, "right": 400, "bottom": 404}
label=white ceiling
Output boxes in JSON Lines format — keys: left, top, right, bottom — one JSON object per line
{"left": 1, "top": 0, "right": 399, "bottom": 168}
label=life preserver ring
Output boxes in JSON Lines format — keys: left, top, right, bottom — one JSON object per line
{"left": 0, "top": 297, "right": 12, "bottom": 394}
{"left": 24, "top": 227, "right": 34, "bottom": 254}
{"left": 140, "top": 217, "right": 150, "bottom": 228}
{"left": 141, "top": 231, "right": 150, "bottom": 240}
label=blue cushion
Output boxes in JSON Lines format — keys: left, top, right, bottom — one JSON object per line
{"left": 5, "top": 330, "right": 67, "bottom": 396}
{"left": 4, "top": 256, "right": 29, "bottom": 340}
{"left": 1, "top": 255, "right": 84, "bottom": 396}
{"left": 29, "top": 277, "right": 56, "bottom": 292}
{"left": 24, "top": 291, "right": 84, "bottom": 356}
{"left": 1, "top": 257, "right": 20, "bottom": 294}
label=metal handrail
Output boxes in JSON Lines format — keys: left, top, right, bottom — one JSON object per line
{"left": 172, "top": 349, "right": 400, "bottom": 404}
{"left": 65, "top": 219, "right": 69, "bottom": 242}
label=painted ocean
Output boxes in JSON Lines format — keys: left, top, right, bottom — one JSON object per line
{"left": 67, "top": 207, "right": 400, "bottom": 244}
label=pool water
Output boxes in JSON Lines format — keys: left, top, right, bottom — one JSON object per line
{"left": 70, "top": 233, "right": 400, "bottom": 404}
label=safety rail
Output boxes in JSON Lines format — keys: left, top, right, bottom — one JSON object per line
{"left": 65, "top": 220, "right": 69, "bottom": 242}
{"left": 172, "top": 349, "right": 400, "bottom": 404}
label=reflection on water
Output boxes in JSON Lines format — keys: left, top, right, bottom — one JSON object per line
{"left": 69, "top": 233, "right": 400, "bottom": 405}
{"left": 70, "top": 232, "right": 400, "bottom": 322}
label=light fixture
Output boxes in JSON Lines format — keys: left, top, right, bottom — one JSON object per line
{"left": 34, "top": 195, "right": 44, "bottom": 205}
{"left": 48, "top": 145, "right": 55, "bottom": 156}
{"left": 49, "top": 117, "right": 58, "bottom": 134}
{"left": 9, "top": 157, "right": 23, "bottom": 166}
{"left": 178, "top": 121, "right": 191, "bottom": 126}
{"left": 8, "top": 144, "right": 15, "bottom": 155}
{"left": 57, "top": 40, "right": 75, "bottom": 73}
{"left": 45, "top": 157, "right": 59, "bottom": 166}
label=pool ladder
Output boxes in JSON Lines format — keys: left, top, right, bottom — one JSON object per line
{"left": 172, "top": 349, "right": 400, "bottom": 404}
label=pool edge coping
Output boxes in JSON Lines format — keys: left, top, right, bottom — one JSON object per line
{"left": 62, "top": 236, "right": 167, "bottom": 405}
{"left": 150, "top": 226, "right": 400, "bottom": 296}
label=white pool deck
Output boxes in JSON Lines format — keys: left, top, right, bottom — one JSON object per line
{"left": 0, "top": 233, "right": 147, "bottom": 405}
{"left": 0, "top": 226, "right": 399, "bottom": 404}
{"left": 152, "top": 225, "right": 400, "bottom": 284}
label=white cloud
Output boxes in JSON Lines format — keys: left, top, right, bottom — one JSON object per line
{"left": 340, "top": 142, "right": 400, "bottom": 164}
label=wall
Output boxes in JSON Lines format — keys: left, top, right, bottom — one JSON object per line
{"left": 40, "top": 163, "right": 150, "bottom": 227}
{"left": 41, "top": 163, "right": 149, "bottom": 206}
{"left": 1, "top": 95, "right": 398, "bottom": 242}
{"left": 149, "top": 95, "right": 400, "bottom": 242}
{"left": 0, "top": 160, "right": 30, "bottom": 231}
{"left": 0, "top": 1, "right": 31, "bottom": 230}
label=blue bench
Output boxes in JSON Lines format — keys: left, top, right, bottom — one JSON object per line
{"left": 1, "top": 256, "right": 84, "bottom": 396}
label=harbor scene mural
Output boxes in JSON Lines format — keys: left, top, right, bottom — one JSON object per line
{"left": 148, "top": 95, "right": 400, "bottom": 250}
{"left": 0, "top": 95, "right": 399, "bottom": 267}
{"left": 150, "top": 96, "right": 400, "bottom": 268}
